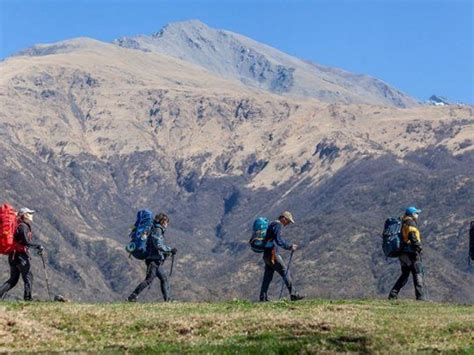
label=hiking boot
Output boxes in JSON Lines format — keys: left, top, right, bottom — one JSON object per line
{"left": 290, "top": 294, "right": 305, "bottom": 301}
{"left": 54, "top": 295, "right": 69, "bottom": 302}
{"left": 259, "top": 295, "right": 270, "bottom": 302}
{"left": 127, "top": 295, "right": 137, "bottom": 302}
{"left": 23, "top": 297, "right": 38, "bottom": 302}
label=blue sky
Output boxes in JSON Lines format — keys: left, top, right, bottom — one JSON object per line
{"left": 0, "top": 0, "right": 472, "bottom": 103}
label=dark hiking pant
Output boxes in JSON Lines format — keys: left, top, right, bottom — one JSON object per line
{"left": 0, "top": 253, "right": 33, "bottom": 301}
{"left": 260, "top": 254, "right": 293, "bottom": 300}
{"left": 129, "top": 260, "right": 170, "bottom": 301}
{"left": 389, "top": 252, "right": 425, "bottom": 300}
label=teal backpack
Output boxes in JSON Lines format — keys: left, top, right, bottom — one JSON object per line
{"left": 382, "top": 217, "right": 402, "bottom": 258}
{"left": 249, "top": 217, "right": 272, "bottom": 253}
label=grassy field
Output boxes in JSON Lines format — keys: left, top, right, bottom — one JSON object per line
{"left": 0, "top": 299, "right": 472, "bottom": 353}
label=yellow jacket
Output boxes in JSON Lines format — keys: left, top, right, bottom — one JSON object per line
{"left": 401, "top": 215, "right": 421, "bottom": 245}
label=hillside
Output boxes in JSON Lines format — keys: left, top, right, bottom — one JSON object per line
{"left": 0, "top": 300, "right": 472, "bottom": 353}
{"left": 0, "top": 20, "right": 473, "bottom": 303}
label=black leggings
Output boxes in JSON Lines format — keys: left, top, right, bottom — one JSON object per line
{"left": 130, "top": 260, "right": 170, "bottom": 301}
{"left": 389, "top": 253, "right": 425, "bottom": 300}
{"left": 0, "top": 253, "right": 33, "bottom": 301}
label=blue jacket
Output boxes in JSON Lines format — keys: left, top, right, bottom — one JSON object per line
{"left": 146, "top": 222, "right": 172, "bottom": 261}
{"left": 263, "top": 221, "right": 292, "bottom": 259}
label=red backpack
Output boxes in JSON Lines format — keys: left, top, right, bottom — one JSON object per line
{"left": 0, "top": 204, "right": 19, "bottom": 255}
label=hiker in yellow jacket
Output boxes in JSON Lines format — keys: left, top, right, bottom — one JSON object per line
{"left": 388, "top": 207, "right": 426, "bottom": 301}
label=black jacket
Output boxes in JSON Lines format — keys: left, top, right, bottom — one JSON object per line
{"left": 13, "top": 221, "right": 40, "bottom": 256}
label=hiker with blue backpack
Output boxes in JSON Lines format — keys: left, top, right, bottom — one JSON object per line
{"left": 127, "top": 213, "right": 177, "bottom": 302}
{"left": 252, "top": 211, "right": 304, "bottom": 302}
{"left": 387, "top": 207, "right": 426, "bottom": 301}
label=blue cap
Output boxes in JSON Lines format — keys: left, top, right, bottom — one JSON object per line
{"left": 405, "top": 206, "right": 422, "bottom": 216}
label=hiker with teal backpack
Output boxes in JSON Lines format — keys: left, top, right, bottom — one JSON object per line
{"left": 253, "top": 211, "right": 304, "bottom": 302}
{"left": 387, "top": 207, "right": 426, "bottom": 301}
{"left": 127, "top": 213, "right": 177, "bottom": 302}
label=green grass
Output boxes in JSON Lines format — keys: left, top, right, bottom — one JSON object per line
{"left": 0, "top": 299, "right": 473, "bottom": 353}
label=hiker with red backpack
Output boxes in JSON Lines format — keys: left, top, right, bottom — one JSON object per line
{"left": 259, "top": 211, "right": 304, "bottom": 302}
{"left": 0, "top": 206, "right": 44, "bottom": 301}
{"left": 127, "top": 213, "right": 177, "bottom": 302}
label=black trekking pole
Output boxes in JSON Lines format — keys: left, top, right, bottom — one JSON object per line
{"left": 39, "top": 252, "right": 53, "bottom": 301}
{"left": 279, "top": 250, "right": 294, "bottom": 300}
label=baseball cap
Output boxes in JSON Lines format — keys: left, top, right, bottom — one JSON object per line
{"left": 405, "top": 206, "right": 421, "bottom": 216}
{"left": 281, "top": 211, "right": 295, "bottom": 224}
{"left": 18, "top": 207, "right": 35, "bottom": 215}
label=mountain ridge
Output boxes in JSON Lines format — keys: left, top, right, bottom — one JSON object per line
{"left": 0, "top": 20, "right": 473, "bottom": 303}
{"left": 11, "top": 20, "right": 419, "bottom": 108}
{"left": 113, "top": 20, "right": 419, "bottom": 108}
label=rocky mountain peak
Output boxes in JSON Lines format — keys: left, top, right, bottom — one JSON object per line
{"left": 428, "top": 94, "right": 450, "bottom": 106}
{"left": 113, "top": 20, "right": 419, "bottom": 107}
{"left": 152, "top": 19, "right": 211, "bottom": 38}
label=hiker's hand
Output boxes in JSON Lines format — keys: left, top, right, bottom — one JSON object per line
{"left": 171, "top": 248, "right": 177, "bottom": 255}
{"left": 414, "top": 244, "right": 422, "bottom": 253}
{"left": 291, "top": 244, "right": 298, "bottom": 251}
{"left": 36, "top": 245, "right": 44, "bottom": 255}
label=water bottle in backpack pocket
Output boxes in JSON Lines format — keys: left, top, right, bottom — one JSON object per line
{"left": 382, "top": 217, "right": 402, "bottom": 258}
{"left": 249, "top": 217, "right": 273, "bottom": 253}
{"left": 126, "top": 209, "right": 153, "bottom": 260}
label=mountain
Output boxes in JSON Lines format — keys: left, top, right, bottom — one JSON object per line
{"left": 113, "top": 20, "right": 419, "bottom": 108}
{"left": 428, "top": 95, "right": 451, "bottom": 106}
{"left": 1, "top": 21, "right": 473, "bottom": 303}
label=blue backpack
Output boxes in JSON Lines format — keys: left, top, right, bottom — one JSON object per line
{"left": 249, "top": 217, "right": 272, "bottom": 253}
{"left": 125, "top": 209, "right": 154, "bottom": 260}
{"left": 382, "top": 217, "right": 402, "bottom": 258}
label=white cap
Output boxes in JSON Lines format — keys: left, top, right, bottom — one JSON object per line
{"left": 18, "top": 207, "right": 35, "bottom": 215}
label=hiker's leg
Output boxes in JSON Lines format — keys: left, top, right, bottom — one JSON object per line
{"left": 0, "top": 262, "right": 20, "bottom": 299}
{"left": 18, "top": 256, "right": 33, "bottom": 301}
{"left": 412, "top": 256, "right": 426, "bottom": 300}
{"left": 129, "top": 261, "right": 157, "bottom": 299}
{"left": 274, "top": 255, "right": 293, "bottom": 294}
{"left": 155, "top": 264, "right": 170, "bottom": 301}
{"left": 259, "top": 257, "right": 275, "bottom": 301}
{"left": 389, "top": 255, "right": 411, "bottom": 299}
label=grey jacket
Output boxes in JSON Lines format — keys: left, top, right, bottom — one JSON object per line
{"left": 146, "top": 223, "right": 172, "bottom": 261}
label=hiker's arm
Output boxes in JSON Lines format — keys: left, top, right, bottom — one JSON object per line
{"left": 154, "top": 230, "right": 172, "bottom": 254}
{"left": 407, "top": 223, "right": 422, "bottom": 250}
{"left": 15, "top": 224, "right": 41, "bottom": 249}
{"left": 274, "top": 224, "right": 292, "bottom": 250}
